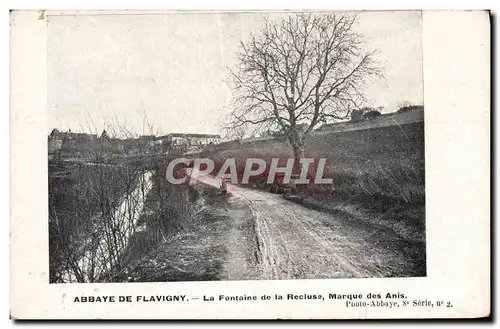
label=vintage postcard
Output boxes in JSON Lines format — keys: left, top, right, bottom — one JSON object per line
{"left": 10, "top": 9, "right": 490, "bottom": 319}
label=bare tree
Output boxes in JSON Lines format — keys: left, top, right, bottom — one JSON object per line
{"left": 396, "top": 100, "right": 412, "bottom": 110}
{"left": 225, "top": 12, "right": 381, "bottom": 170}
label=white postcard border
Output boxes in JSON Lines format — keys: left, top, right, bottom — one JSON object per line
{"left": 9, "top": 10, "right": 490, "bottom": 319}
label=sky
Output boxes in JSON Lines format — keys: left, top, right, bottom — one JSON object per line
{"left": 47, "top": 11, "right": 423, "bottom": 137}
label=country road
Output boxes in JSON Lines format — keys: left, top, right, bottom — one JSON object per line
{"left": 190, "top": 173, "right": 426, "bottom": 280}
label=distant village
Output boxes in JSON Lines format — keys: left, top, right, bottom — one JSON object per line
{"left": 48, "top": 105, "right": 423, "bottom": 160}
{"left": 48, "top": 129, "right": 222, "bottom": 160}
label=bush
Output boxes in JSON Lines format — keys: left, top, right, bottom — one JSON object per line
{"left": 397, "top": 104, "right": 424, "bottom": 113}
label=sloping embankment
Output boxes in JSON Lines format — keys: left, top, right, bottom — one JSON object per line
{"left": 110, "top": 176, "right": 259, "bottom": 282}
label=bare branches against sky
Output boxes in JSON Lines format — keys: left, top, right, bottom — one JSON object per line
{"left": 48, "top": 11, "right": 423, "bottom": 136}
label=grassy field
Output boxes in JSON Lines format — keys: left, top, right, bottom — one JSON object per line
{"left": 213, "top": 121, "right": 424, "bottom": 202}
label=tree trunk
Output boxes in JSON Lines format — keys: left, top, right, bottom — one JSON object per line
{"left": 288, "top": 126, "right": 305, "bottom": 177}
{"left": 292, "top": 143, "right": 304, "bottom": 177}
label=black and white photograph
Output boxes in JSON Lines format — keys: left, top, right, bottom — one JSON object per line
{"left": 8, "top": 7, "right": 491, "bottom": 319}
{"left": 47, "top": 10, "right": 426, "bottom": 284}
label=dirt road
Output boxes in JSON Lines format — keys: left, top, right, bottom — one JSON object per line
{"left": 190, "top": 174, "right": 425, "bottom": 280}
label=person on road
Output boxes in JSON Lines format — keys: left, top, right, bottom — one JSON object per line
{"left": 220, "top": 177, "right": 228, "bottom": 195}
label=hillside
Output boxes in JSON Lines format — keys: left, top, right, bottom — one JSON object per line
{"left": 198, "top": 111, "right": 425, "bottom": 242}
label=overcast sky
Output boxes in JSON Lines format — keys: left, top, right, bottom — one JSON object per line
{"left": 48, "top": 11, "right": 423, "bottom": 137}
